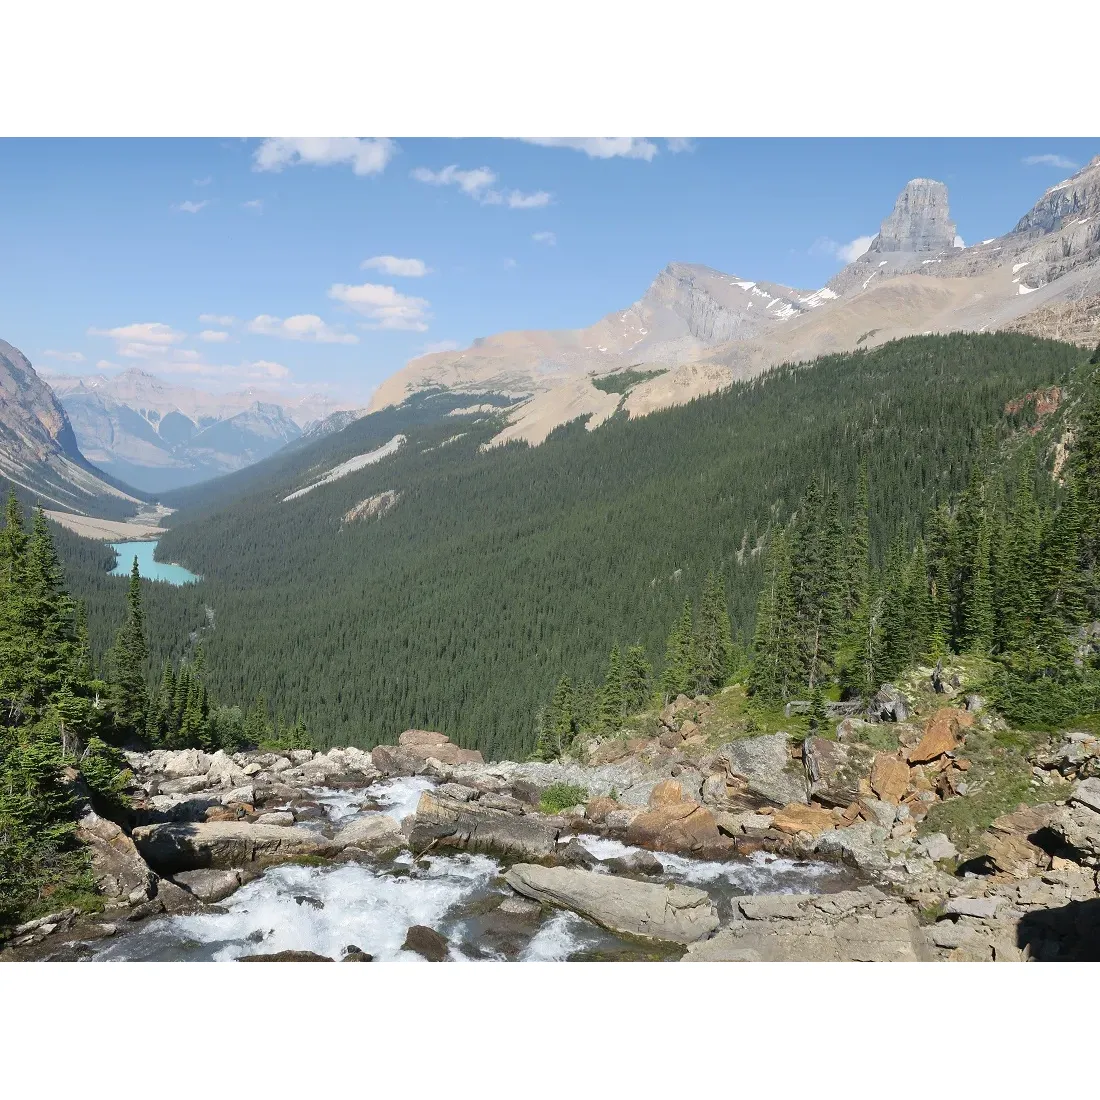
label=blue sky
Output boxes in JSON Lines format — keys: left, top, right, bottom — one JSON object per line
{"left": 1, "top": 137, "right": 1096, "bottom": 403}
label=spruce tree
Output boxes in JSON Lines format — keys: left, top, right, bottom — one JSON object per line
{"left": 108, "top": 558, "right": 149, "bottom": 736}
{"left": 621, "top": 646, "right": 652, "bottom": 713}
{"left": 598, "top": 644, "right": 625, "bottom": 730}
{"left": 660, "top": 600, "right": 695, "bottom": 700}
{"left": 544, "top": 676, "right": 576, "bottom": 755}
{"left": 693, "top": 570, "right": 732, "bottom": 695}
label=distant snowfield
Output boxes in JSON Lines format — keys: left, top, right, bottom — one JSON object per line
{"left": 282, "top": 434, "right": 406, "bottom": 502}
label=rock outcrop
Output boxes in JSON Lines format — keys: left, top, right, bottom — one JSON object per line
{"left": 132, "top": 820, "right": 335, "bottom": 874}
{"left": 408, "top": 790, "right": 563, "bottom": 860}
{"left": 869, "top": 179, "right": 957, "bottom": 254}
{"left": 504, "top": 863, "right": 720, "bottom": 944}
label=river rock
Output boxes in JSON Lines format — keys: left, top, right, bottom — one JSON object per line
{"left": 238, "top": 950, "right": 333, "bottom": 961}
{"left": 399, "top": 729, "right": 451, "bottom": 748}
{"left": 172, "top": 868, "right": 243, "bottom": 903}
{"left": 76, "top": 809, "right": 156, "bottom": 905}
{"left": 770, "top": 802, "right": 836, "bottom": 837}
{"left": 133, "top": 820, "right": 335, "bottom": 873}
{"left": 624, "top": 798, "right": 725, "bottom": 856}
{"left": 814, "top": 821, "right": 891, "bottom": 871}
{"left": 403, "top": 924, "right": 450, "bottom": 961}
{"left": 504, "top": 864, "right": 719, "bottom": 944}
{"left": 332, "top": 814, "right": 403, "bottom": 851}
{"left": 371, "top": 745, "right": 423, "bottom": 777}
{"left": 206, "top": 749, "right": 249, "bottom": 789}
{"left": 804, "top": 737, "right": 874, "bottom": 807}
{"left": 220, "top": 784, "right": 255, "bottom": 806}
{"left": 409, "top": 791, "right": 562, "bottom": 860}
{"left": 162, "top": 749, "right": 212, "bottom": 779}
{"left": 255, "top": 811, "right": 295, "bottom": 827}
{"left": 715, "top": 732, "right": 809, "bottom": 807}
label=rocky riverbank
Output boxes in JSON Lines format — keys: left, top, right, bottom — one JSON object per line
{"left": 4, "top": 707, "right": 1100, "bottom": 961}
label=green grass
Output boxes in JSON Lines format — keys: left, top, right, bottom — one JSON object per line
{"left": 539, "top": 783, "right": 589, "bottom": 814}
{"left": 917, "top": 726, "right": 1073, "bottom": 855}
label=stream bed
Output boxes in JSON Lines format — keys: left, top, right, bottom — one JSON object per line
{"left": 96, "top": 777, "right": 859, "bottom": 962}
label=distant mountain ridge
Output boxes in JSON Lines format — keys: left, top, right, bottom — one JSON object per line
{"left": 45, "top": 369, "right": 363, "bottom": 492}
{"left": 0, "top": 339, "right": 144, "bottom": 517}
{"left": 367, "top": 155, "right": 1100, "bottom": 447}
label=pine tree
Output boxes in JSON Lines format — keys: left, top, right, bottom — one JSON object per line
{"left": 807, "top": 678, "right": 829, "bottom": 736}
{"left": 748, "top": 532, "right": 799, "bottom": 699}
{"left": 598, "top": 644, "right": 625, "bottom": 730}
{"left": 244, "top": 695, "right": 272, "bottom": 746}
{"left": 621, "top": 646, "right": 652, "bottom": 713}
{"left": 21, "top": 508, "right": 74, "bottom": 710}
{"left": 693, "top": 570, "right": 732, "bottom": 695}
{"left": 660, "top": 600, "right": 695, "bottom": 700}
{"left": 903, "top": 539, "right": 935, "bottom": 663}
{"left": 108, "top": 558, "right": 149, "bottom": 736}
{"left": 543, "top": 676, "right": 576, "bottom": 757}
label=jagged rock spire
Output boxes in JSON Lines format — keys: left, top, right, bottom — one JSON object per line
{"left": 869, "top": 179, "right": 956, "bottom": 253}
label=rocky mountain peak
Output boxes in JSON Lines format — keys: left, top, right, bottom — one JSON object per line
{"left": 869, "top": 178, "right": 957, "bottom": 254}
{"left": 1012, "top": 155, "right": 1100, "bottom": 238}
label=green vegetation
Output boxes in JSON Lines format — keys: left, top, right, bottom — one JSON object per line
{"left": 53, "top": 333, "right": 1083, "bottom": 760}
{"left": 590, "top": 368, "right": 668, "bottom": 395}
{"left": 538, "top": 783, "right": 589, "bottom": 814}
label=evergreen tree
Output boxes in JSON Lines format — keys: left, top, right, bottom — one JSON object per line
{"left": 544, "top": 675, "right": 576, "bottom": 756}
{"left": 621, "top": 646, "right": 652, "bottom": 713}
{"left": 693, "top": 570, "right": 733, "bottom": 694}
{"left": 598, "top": 644, "right": 625, "bottom": 730}
{"left": 660, "top": 600, "right": 695, "bottom": 700}
{"left": 108, "top": 558, "right": 148, "bottom": 737}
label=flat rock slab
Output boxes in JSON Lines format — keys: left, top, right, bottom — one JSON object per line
{"left": 410, "top": 792, "right": 562, "bottom": 860}
{"left": 332, "top": 814, "right": 402, "bottom": 851}
{"left": 133, "top": 820, "right": 335, "bottom": 873}
{"left": 504, "top": 863, "right": 719, "bottom": 944}
{"left": 716, "top": 733, "right": 809, "bottom": 807}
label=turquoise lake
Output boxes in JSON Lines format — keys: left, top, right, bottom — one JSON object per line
{"left": 109, "top": 541, "right": 201, "bottom": 585}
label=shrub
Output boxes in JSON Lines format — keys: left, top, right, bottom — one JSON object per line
{"left": 539, "top": 783, "right": 589, "bottom": 814}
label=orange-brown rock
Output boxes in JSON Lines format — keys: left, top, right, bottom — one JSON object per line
{"left": 870, "top": 753, "right": 910, "bottom": 805}
{"left": 908, "top": 708, "right": 965, "bottom": 765}
{"left": 650, "top": 779, "right": 684, "bottom": 807}
{"left": 399, "top": 729, "right": 451, "bottom": 748}
{"left": 770, "top": 802, "right": 836, "bottom": 836}
{"left": 585, "top": 797, "right": 618, "bottom": 824}
{"left": 908, "top": 765, "right": 933, "bottom": 792}
{"left": 589, "top": 739, "right": 631, "bottom": 766}
{"left": 624, "top": 799, "right": 722, "bottom": 854}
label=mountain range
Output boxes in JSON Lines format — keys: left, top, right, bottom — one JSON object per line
{"left": 369, "top": 155, "right": 1100, "bottom": 446}
{"left": 44, "top": 370, "right": 363, "bottom": 492}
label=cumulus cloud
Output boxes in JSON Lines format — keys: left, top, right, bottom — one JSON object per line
{"left": 811, "top": 235, "right": 874, "bottom": 264}
{"left": 953, "top": 234, "right": 966, "bottom": 248}
{"left": 88, "top": 322, "right": 187, "bottom": 359}
{"left": 361, "top": 255, "right": 431, "bottom": 277}
{"left": 1023, "top": 154, "right": 1078, "bottom": 170}
{"left": 43, "top": 349, "right": 85, "bottom": 362}
{"left": 199, "top": 313, "right": 236, "bottom": 326}
{"left": 328, "top": 282, "right": 431, "bottom": 331}
{"left": 174, "top": 200, "right": 210, "bottom": 214}
{"left": 519, "top": 137, "right": 658, "bottom": 161}
{"left": 246, "top": 314, "right": 359, "bottom": 344}
{"left": 412, "top": 164, "right": 551, "bottom": 208}
{"left": 241, "top": 199, "right": 264, "bottom": 213}
{"left": 666, "top": 138, "right": 696, "bottom": 153}
{"left": 532, "top": 231, "right": 556, "bottom": 245}
{"left": 254, "top": 137, "right": 397, "bottom": 176}
{"left": 199, "top": 330, "right": 231, "bottom": 343}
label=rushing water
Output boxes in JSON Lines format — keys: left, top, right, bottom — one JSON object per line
{"left": 96, "top": 776, "right": 858, "bottom": 962}
{"left": 109, "top": 540, "right": 200, "bottom": 585}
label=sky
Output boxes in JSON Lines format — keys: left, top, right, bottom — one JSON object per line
{"left": 1, "top": 137, "right": 1096, "bottom": 404}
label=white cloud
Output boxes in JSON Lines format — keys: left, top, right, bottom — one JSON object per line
{"left": 328, "top": 282, "right": 431, "bottom": 331}
{"left": 43, "top": 349, "right": 85, "bottom": 363}
{"left": 532, "top": 231, "right": 556, "bottom": 246}
{"left": 519, "top": 137, "right": 658, "bottom": 161}
{"left": 199, "top": 330, "right": 231, "bottom": 343}
{"left": 194, "top": 176, "right": 213, "bottom": 187}
{"left": 174, "top": 200, "right": 210, "bottom": 214}
{"left": 246, "top": 314, "right": 359, "bottom": 344}
{"left": 666, "top": 138, "right": 696, "bottom": 153}
{"left": 1023, "top": 154, "right": 1078, "bottom": 170}
{"left": 812, "top": 235, "right": 873, "bottom": 263}
{"left": 254, "top": 137, "right": 396, "bottom": 176}
{"left": 88, "top": 322, "right": 186, "bottom": 360}
{"left": 412, "top": 164, "right": 551, "bottom": 208}
{"left": 421, "top": 339, "right": 460, "bottom": 355}
{"left": 199, "top": 313, "right": 236, "bottom": 326}
{"left": 169, "top": 358, "right": 293, "bottom": 384}
{"left": 953, "top": 234, "right": 966, "bottom": 248}
{"left": 361, "top": 255, "right": 431, "bottom": 277}
{"left": 241, "top": 199, "right": 264, "bottom": 213}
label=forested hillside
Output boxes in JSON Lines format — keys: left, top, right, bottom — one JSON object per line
{"left": 60, "top": 334, "right": 1087, "bottom": 758}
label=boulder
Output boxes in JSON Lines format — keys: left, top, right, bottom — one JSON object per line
{"left": 504, "top": 863, "right": 719, "bottom": 944}
{"left": 868, "top": 684, "right": 910, "bottom": 723}
{"left": 162, "top": 749, "right": 212, "bottom": 779}
{"left": 944, "top": 896, "right": 1001, "bottom": 919}
{"left": 206, "top": 749, "right": 249, "bottom": 789}
{"left": 238, "top": 951, "right": 332, "bottom": 961}
{"left": 908, "top": 708, "right": 966, "bottom": 765}
{"left": 981, "top": 805, "right": 1055, "bottom": 878}
{"left": 813, "top": 821, "right": 890, "bottom": 871}
{"left": 1048, "top": 802, "right": 1100, "bottom": 864}
{"left": 650, "top": 779, "right": 684, "bottom": 806}
{"left": 76, "top": 810, "right": 156, "bottom": 904}
{"left": 409, "top": 791, "right": 562, "bottom": 860}
{"left": 402, "top": 924, "right": 449, "bottom": 961}
{"left": 770, "top": 803, "right": 836, "bottom": 837}
{"left": 220, "top": 784, "right": 255, "bottom": 806}
{"left": 254, "top": 811, "right": 295, "bottom": 827}
{"left": 371, "top": 745, "right": 422, "bottom": 777}
{"left": 715, "top": 732, "right": 809, "bottom": 807}
{"left": 624, "top": 799, "right": 724, "bottom": 855}
{"left": 133, "top": 820, "right": 334, "bottom": 873}
{"left": 437, "top": 783, "right": 479, "bottom": 802}
{"left": 332, "top": 814, "right": 403, "bottom": 851}
{"left": 915, "top": 833, "right": 957, "bottom": 862}
{"left": 870, "top": 753, "right": 910, "bottom": 805}
{"left": 804, "top": 737, "right": 875, "bottom": 808}
{"left": 172, "top": 867, "right": 243, "bottom": 903}
{"left": 1070, "top": 777, "right": 1100, "bottom": 815}
{"left": 399, "top": 729, "right": 451, "bottom": 748}
{"left": 158, "top": 775, "right": 217, "bottom": 796}
{"left": 584, "top": 796, "right": 618, "bottom": 823}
